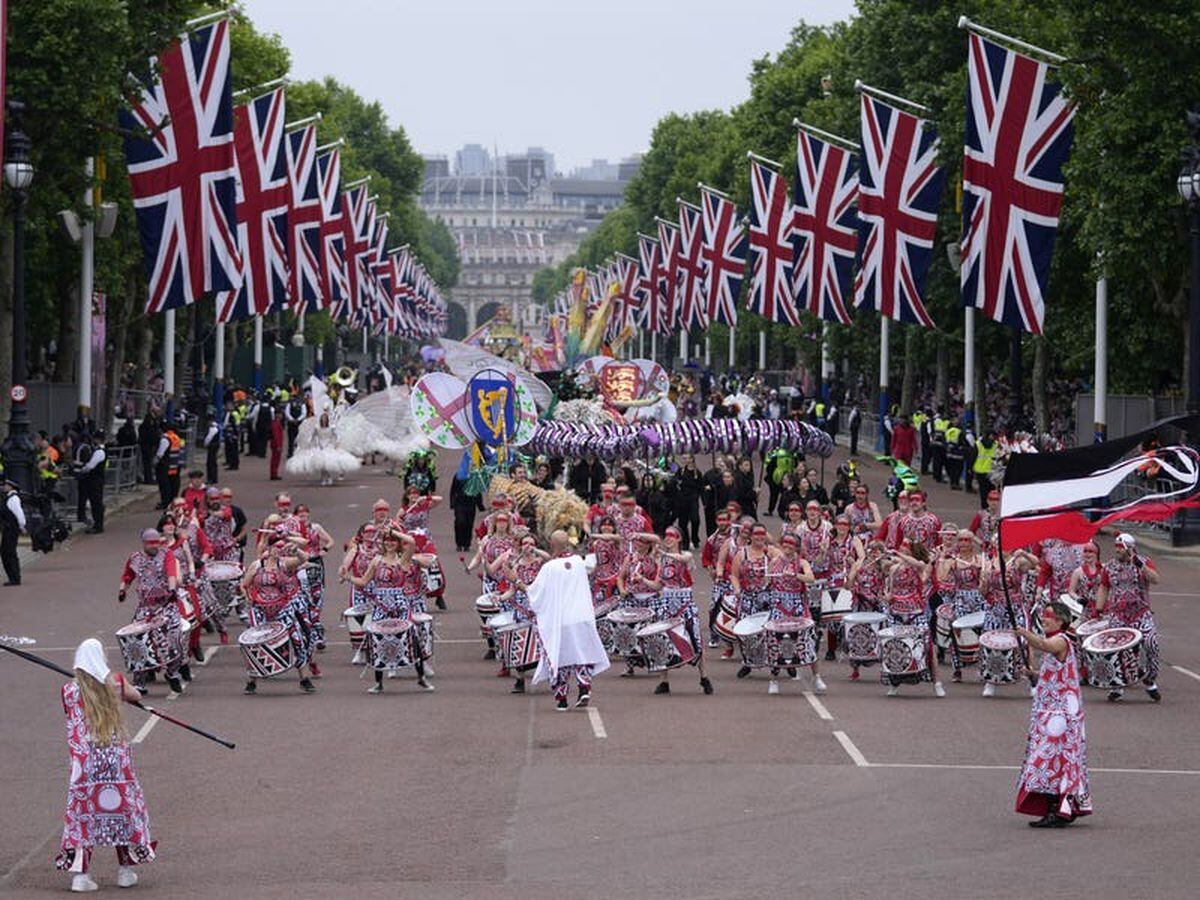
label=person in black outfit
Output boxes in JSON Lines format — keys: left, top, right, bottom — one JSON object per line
{"left": 1, "top": 480, "right": 25, "bottom": 585}
{"left": 202, "top": 412, "right": 221, "bottom": 486}
{"left": 775, "top": 472, "right": 802, "bottom": 516}
{"left": 674, "top": 455, "right": 703, "bottom": 549}
{"left": 138, "top": 410, "right": 161, "bottom": 485}
{"left": 733, "top": 457, "right": 759, "bottom": 520}
{"left": 116, "top": 417, "right": 138, "bottom": 448}
{"left": 73, "top": 430, "right": 107, "bottom": 533}
{"left": 587, "top": 455, "right": 608, "bottom": 504}
{"left": 568, "top": 458, "right": 591, "bottom": 499}
{"left": 450, "top": 474, "right": 484, "bottom": 552}
{"left": 701, "top": 461, "right": 724, "bottom": 535}
{"left": 848, "top": 404, "right": 862, "bottom": 457}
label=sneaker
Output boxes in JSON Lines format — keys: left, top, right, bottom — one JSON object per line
{"left": 951, "top": 670, "right": 962, "bottom": 683}
{"left": 435, "top": 597, "right": 446, "bottom": 610}
{"left": 719, "top": 648, "right": 734, "bottom": 660}
{"left": 70, "top": 874, "right": 99, "bottom": 893}
{"left": 483, "top": 648, "right": 496, "bottom": 660}
{"left": 117, "top": 866, "right": 139, "bottom": 888}
{"left": 166, "top": 677, "right": 183, "bottom": 694}
{"left": 849, "top": 668, "right": 860, "bottom": 682}
{"left": 351, "top": 649, "right": 365, "bottom": 665}
{"left": 555, "top": 699, "right": 569, "bottom": 711}
{"left": 424, "top": 664, "right": 436, "bottom": 676}
{"left": 386, "top": 669, "right": 398, "bottom": 679}
{"left": 767, "top": 680, "right": 780, "bottom": 695}
{"left": 982, "top": 683, "right": 995, "bottom": 698}
{"left": 1027, "top": 684, "right": 1036, "bottom": 698}
{"left": 707, "top": 639, "right": 720, "bottom": 649}
{"left": 416, "top": 679, "right": 435, "bottom": 691}
{"left": 309, "top": 662, "right": 323, "bottom": 678}
{"left": 243, "top": 681, "right": 256, "bottom": 695}
{"left": 823, "top": 649, "right": 836, "bottom": 662}
{"left": 179, "top": 664, "right": 192, "bottom": 682}
{"left": 934, "top": 682, "right": 946, "bottom": 698}
{"left": 1107, "top": 690, "right": 1124, "bottom": 702}
{"left": 654, "top": 681, "right": 670, "bottom": 695}
{"left": 495, "top": 667, "right": 510, "bottom": 678}
{"left": 135, "top": 685, "right": 148, "bottom": 697}
{"left": 511, "top": 679, "right": 526, "bottom": 694}
{"left": 367, "top": 682, "right": 383, "bottom": 694}
{"left": 736, "top": 666, "right": 751, "bottom": 679}
{"left": 191, "top": 645, "right": 204, "bottom": 662}
{"left": 620, "top": 665, "right": 637, "bottom": 678}
{"left": 700, "top": 677, "right": 714, "bottom": 695}
{"left": 1147, "top": 687, "right": 1162, "bottom": 702}
{"left": 813, "top": 675, "right": 827, "bottom": 694}
{"left": 299, "top": 679, "right": 317, "bottom": 693}
{"left": 220, "top": 632, "right": 230, "bottom": 645}
{"left": 575, "top": 690, "right": 591, "bottom": 708}
{"left": 787, "top": 667, "right": 799, "bottom": 679}
{"left": 887, "top": 685, "right": 900, "bottom": 697}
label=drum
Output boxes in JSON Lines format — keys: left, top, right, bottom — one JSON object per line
{"left": 206, "top": 561, "right": 243, "bottom": 617}
{"left": 712, "top": 594, "right": 740, "bottom": 644}
{"left": 732, "top": 611, "right": 772, "bottom": 668}
{"left": 952, "top": 611, "right": 985, "bottom": 666}
{"left": 410, "top": 611, "right": 435, "bottom": 661}
{"left": 492, "top": 615, "right": 541, "bottom": 672}
{"left": 842, "top": 611, "right": 886, "bottom": 663}
{"left": 365, "top": 618, "right": 414, "bottom": 670}
{"left": 343, "top": 604, "right": 371, "bottom": 660}
{"left": 934, "top": 602, "right": 956, "bottom": 650}
{"left": 763, "top": 617, "right": 817, "bottom": 668}
{"left": 878, "top": 626, "right": 929, "bottom": 678}
{"left": 425, "top": 560, "right": 446, "bottom": 598}
{"left": 1072, "top": 617, "right": 1111, "bottom": 681}
{"left": 594, "top": 597, "right": 620, "bottom": 654}
{"left": 819, "top": 589, "right": 854, "bottom": 624}
{"left": 606, "top": 607, "right": 655, "bottom": 660}
{"left": 116, "top": 617, "right": 176, "bottom": 673}
{"left": 1081, "top": 627, "right": 1144, "bottom": 689}
{"left": 176, "top": 588, "right": 199, "bottom": 634}
{"left": 636, "top": 618, "right": 699, "bottom": 671}
{"left": 238, "top": 623, "right": 293, "bottom": 678}
{"left": 979, "top": 629, "right": 1020, "bottom": 684}
{"left": 475, "top": 592, "right": 502, "bottom": 639}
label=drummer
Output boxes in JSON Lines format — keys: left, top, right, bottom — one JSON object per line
{"left": 1067, "top": 542, "right": 1102, "bottom": 620}
{"left": 587, "top": 516, "right": 625, "bottom": 607}
{"left": 968, "top": 489, "right": 1001, "bottom": 553}
{"left": 295, "top": 504, "right": 334, "bottom": 651}
{"left": 1095, "top": 533, "right": 1161, "bottom": 702}
{"left": 497, "top": 533, "right": 550, "bottom": 695}
{"left": 731, "top": 523, "right": 772, "bottom": 679}
{"left": 714, "top": 517, "right": 751, "bottom": 660}
{"left": 1036, "top": 538, "right": 1084, "bottom": 606}
{"left": 117, "top": 528, "right": 186, "bottom": 696}
{"left": 765, "top": 533, "right": 822, "bottom": 695}
{"left": 651, "top": 526, "right": 714, "bottom": 696}
{"left": 701, "top": 509, "right": 733, "bottom": 648}
{"left": 158, "top": 516, "right": 207, "bottom": 675}
{"left": 846, "top": 484, "right": 883, "bottom": 538}
{"left": 937, "top": 530, "right": 988, "bottom": 683}
{"left": 616, "top": 533, "right": 663, "bottom": 677}
{"left": 876, "top": 490, "right": 910, "bottom": 549}
{"left": 846, "top": 540, "right": 888, "bottom": 681}
{"left": 241, "top": 532, "right": 318, "bottom": 695}
{"left": 824, "top": 513, "right": 864, "bottom": 658}
{"left": 348, "top": 528, "right": 436, "bottom": 693}
{"left": 779, "top": 501, "right": 804, "bottom": 542}
{"left": 796, "top": 501, "right": 834, "bottom": 652}
{"left": 202, "top": 487, "right": 240, "bottom": 562}
{"left": 882, "top": 543, "right": 945, "bottom": 698}
{"left": 339, "top": 523, "right": 378, "bottom": 665}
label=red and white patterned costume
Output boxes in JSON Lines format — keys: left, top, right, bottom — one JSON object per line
{"left": 1100, "top": 557, "right": 1160, "bottom": 682}
{"left": 899, "top": 511, "right": 942, "bottom": 549}
{"left": 1037, "top": 539, "right": 1084, "bottom": 601}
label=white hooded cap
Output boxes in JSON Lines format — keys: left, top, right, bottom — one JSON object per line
{"left": 73, "top": 638, "right": 111, "bottom": 683}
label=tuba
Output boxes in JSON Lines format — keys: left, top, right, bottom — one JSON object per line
{"left": 332, "top": 365, "right": 358, "bottom": 387}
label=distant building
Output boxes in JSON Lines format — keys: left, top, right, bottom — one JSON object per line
{"left": 617, "top": 154, "right": 643, "bottom": 182}
{"left": 571, "top": 158, "right": 619, "bottom": 180}
{"left": 422, "top": 155, "right": 450, "bottom": 179}
{"left": 454, "top": 143, "right": 491, "bottom": 176}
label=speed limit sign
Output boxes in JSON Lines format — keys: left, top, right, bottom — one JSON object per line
{"left": 9, "top": 385, "right": 26, "bottom": 403}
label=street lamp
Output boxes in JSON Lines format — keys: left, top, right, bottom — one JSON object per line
{"left": 1179, "top": 109, "right": 1200, "bottom": 420}
{"left": 2, "top": 110, "right": 36, "bottom": 494}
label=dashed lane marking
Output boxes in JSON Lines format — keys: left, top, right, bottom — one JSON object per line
{"left": 131, "top": 714, "right": 160, "bottom": 744}
{"left": 1171, "top": 665, "right": 1200, "bottom": 682}
{"left": 833, "top": 730, "right": 868, "bottom": 767}
{"left": 587, "top": 706, "right": 607, "bottom": 739}
{"left": 802, "top": 691, "right": 834, "bottom": 720}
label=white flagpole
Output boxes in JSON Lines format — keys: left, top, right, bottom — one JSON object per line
{"left": 163, "top": 309, "right": 176, "bottom": 397}
{"left": 820, "top": 321, "right": 834, "bottom": 396}
{"left": 78, "top": 158, "right": 95, "bottom": 413}
{"left": 758, "top": 330, "right": 766, "bottom": 370}
{"left": 681, "top": 329, "right": 689, "bottom": 363}
{"left": 1094, "top": 274, "right": 1107, "bottom": 442}
{"left": 728, "top": 326, "right": 736, "bottom": 370}
{"left": 879, "top": 317, "right": 890, "bottom": 427}
{"left": 964, "top": 306, "right": 976, "bottom": 409}
{"left": 214, "top": 321, "right": 225, "bottom": 383}
{"left": 253, "top": 316, "right": 263, "bottom": 389}
{"left": 651, "top": 331, "right": 657, "bottom": 362}
{"left": 704, "top": 334, "right": 711, "bottom": 366}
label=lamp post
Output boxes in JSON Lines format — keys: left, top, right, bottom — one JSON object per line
{"left": 2, "top": 118, "right": 36, "bottom": 494}
{"left": 1178, "top": 110, "right": 1200, "bottom": 424}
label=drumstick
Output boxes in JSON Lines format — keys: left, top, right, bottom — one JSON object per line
{"left": 0, "top": 642, "right": 237, "bottom": 750}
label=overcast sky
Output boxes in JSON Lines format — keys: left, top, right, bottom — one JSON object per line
{"left": 242, "top": 0, "right": 857, "bottom": 174}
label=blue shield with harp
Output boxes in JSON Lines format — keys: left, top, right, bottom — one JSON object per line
{"left": 468, "top": 369, "right": 517, "bottom": 447}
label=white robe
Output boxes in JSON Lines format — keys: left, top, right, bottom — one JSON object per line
{"left": 528, "top": 555, "right": 610, "bottom": 684}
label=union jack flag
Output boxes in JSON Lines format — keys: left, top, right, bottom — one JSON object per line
{"left": 615, "top": 253, "right": 643, "bottom": 332}
{"left": 316, "top": 148, "right": 349, "bottom": 312}
{"left": 792, "top": 130, "right": 858, "bottom": 325}
{"left": 960, "top": 33, "right": 1075, "bottom": 335}
{"left": 636, "top": 233, "right": 664, "bottom": 333}
{"left": 675, "top": 201, "right": 708, "bottom": 330}
{"left": 746, "top": 159, "right": 799, "bottom": 325}
{"left": 655, "top": 218, "right": 680, "bottom": 331}
{"left": 120, "top": 21, "right": 240, "bottom": 313}
{"left": 337, "top": 185, "right": 371, "bottom": 320}
{"left": 700, "top": 187, "right": 746, "bottom": 327}
{"left": 216, "top": 87, "right": 291, "bottom": 323}
{"left": 853, "top": 93, "right": 945, "bottom": 327}
{"left": 285, "top": 123, "right": 325, "bottom": 312}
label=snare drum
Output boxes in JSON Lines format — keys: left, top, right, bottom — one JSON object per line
{"left": 238, "top": 623, "right": 293, "bottom": 678}
{"left": 934, "top": 602, "right": 956, "bottom": 650}
{"left": 594, "top": 597, "right": 620, "bottom": 654}
{"left": 952, "top": 611, "right": 985, "bottom": 666}
{"left": 410, "top": 611, "right": 435, "bottom": 660}
{"left": 365, "top": 618, "right": 414, "bottom": 670}
{"left": 425, "top": 561, "right": 446, "bottom": 598}
{"left": 206, "top": 561, "right": 243, "bottom": 616}
{"left": 116, "top": 617, "right": 175, "bottom": 673}
{"left": 1081, "top": 627, "right": 1144, "bottom": 689}
{"left": 842, "top": 611, "right": 887, "bottom": 663}
{"left": 636, "top": 618, "right": 699, "bottom": 671}
{"left": 343, "top": 604, "right": 371, "bottom": 660}
{"left": 763, "top": 617, "right": 817, "bottom": 668}
{"left": 878, "top": 626, "right": 929, "bottom": 678}
{"left": 1072, "top": 617, "right": 1111, "bottom": 681}
{"left": 492, "top": 615, "right": 541, "bottom": 672}
{"left": 819, "top": 589, "right": 854, "bottom": 624}
{"left": 712, "top": 594, "right": 740, "bottom": 644}
{"left": 979, "top": 629, "right": 1020, "bottom": 684}
{"left": 606, "top": 607, "right": 654, "bottom": 661}
{"left": 176, "top": 588, "right": 199, "bottom": 634}
{"left": 732, "top": 611, "right": 772, "bottom": 668}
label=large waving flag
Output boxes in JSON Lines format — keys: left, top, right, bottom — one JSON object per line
{"left": 960, "top": 32, "right": 1076, "bottom": 335}
{"left": 285, "top": 123, "right": 326, "bottom": 312}
{"left": 746, "top": 158, "right": 799, "bottom": 325}
{"left": 121, "top": 20, "right": 240, "bottom": 313}
{"left": 675, "top": 200, "right": 708, "bottom": 330}
{"left": 217, "top": 87, "right": 291, "bottom": 322}
{"left": 337, "top": 185, "right": 371, "bottom": 320}
{"left": 655, "top": 217, "right": 681, "bottom": 331}
{"left": 853, "top": 92, "right": 945, "bottom": 327}
{"left": 700, "top": 186, "right": 746, "bottom": 327}
{"left": 316, "top": 147, "right": 349, "bottom": 312}
{"left": 636, "top": 233, "right": 664, "bottom": 334}
{"left": 792, "top": 129, "right": 859, "bottom": 325}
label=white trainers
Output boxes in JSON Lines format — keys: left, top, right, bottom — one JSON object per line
{"left": 351, "top": 649, "right": 365, "bottom": 665}
{"left": 887, "top": 685, "right": 900, "bottom": 697}
{"left": 767, "top": 680, "right": 780, "bottom": 695}
{"left": 117, "top": 866, "right": 139, "bottom": 888}
{"left": 71, "top": 874, "right": 99, "bottom": 893}
{"left": 813, "top": 675, "right": 827, "bottom": 695}
{"left": 982, "top": 683, "right": 995, "bottom": 698}
{"left": 934, "top": 682, "right": 946, "bottom": 698}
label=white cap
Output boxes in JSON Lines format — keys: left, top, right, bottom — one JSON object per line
{"left": 1115, "top": 532, "right": 1136, "bottom": 548}
{"left": 73, "top": 638, "right": 111, "bottom": 683}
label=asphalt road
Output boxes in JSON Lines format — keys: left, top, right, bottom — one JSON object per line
{"left": 2, "top": 445, "right": 1197, "bottom": 899}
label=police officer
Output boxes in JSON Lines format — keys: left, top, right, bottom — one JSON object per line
{"left": 223, "top": 401, "right": 241, "bottom": 471}
{"left": 1, "top": 480, "right": 25, "bottom": 585}
{"left": 972, "top": 430, "right": 999, "bottom": 508}
{"left": 154, "top": 418, "right": 185, "bottom": 509}
{"left": 284, "top": 393, "right": 306, "bottom": 458}
{"left": 912, "top": 408, "right": 930, "bottom": 473}
{"left": 931, "top": 409, "right": 949, "bottom": 483}
{"left": 944, "top": 419, "right": 965, "bottom": 490}
{"left": 202, "top": 411, "right": 221, "bottom": 485}
{"left": 74, "top": 429, "right": 107, "bottom": 533}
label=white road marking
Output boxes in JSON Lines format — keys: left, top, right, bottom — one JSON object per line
{"left": 197, "top": 645, "right": 220, "bottom": 667}
{"left": 1171, "top": 664, "right": 1200, "bottom": 682}
{"left": 1155, "top": 591, "right": 1200, "bottom": 598}
{"left": 833, "top": 730, "right": 868, "bottom": 767}
{"left": 802, "top": 691, "right": 834, "bottom": 720}
{"left": 587, "top": 706, "right": 607, "bottom": 739}
{"left": 131, "top": 714, "right": 160, "bottom": 744}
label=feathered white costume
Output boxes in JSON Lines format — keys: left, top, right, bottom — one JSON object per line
{"left": 285, "top": 377, "right": 362, "bottom": 484}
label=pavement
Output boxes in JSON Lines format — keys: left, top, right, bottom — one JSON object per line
{"left": 1, "top": 443, "right": 1198, "bottom": 899}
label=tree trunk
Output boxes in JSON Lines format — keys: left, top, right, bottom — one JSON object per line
{"left": 900, "top": 325, "right": 917, "bottom": 415}
{"left": 56, "top": 282, "right": 79, "bottom": 385}
{"left": 935, "top": 334, "right": 949, "bottom": 411}
{"left": 103, "top": 271, "right": 137, "bottom": 434}
{"left": 1032, "top": 334, "right": 1049, "bottom": 436}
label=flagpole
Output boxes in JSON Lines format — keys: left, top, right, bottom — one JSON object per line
{"left": 820, "top": 321, "right": 833, "bottom": 399}
{"left": 213, "top": 319, "right": 225, "bottom": 402}
{"left": 650, "top": 331, "right": 657, "bottom": 362}
{"left": 253, "top": 316, "right": 263, "bottom": 390}
{"left": 704, "top": 335, "right": 711, "bottom": 367}
{"left": 78, "top": 158, "right": 95, "bottom": 414}
{"left": 681, "top": 329, "right": 689, "bottom": 364}
{"left": 163, "top": 309, "right": 176, "bottom": 398}
{"left": 758, "top": 330, "right": 766, "bottom": 370}
{"left": 964, "top": 306, "right": 976, "bottom": 411}
{"left": 1094, "top": 274, "right": 1108, "bottom": 442}
{"left": 957, "top": 15, "right": 1068, "bottom": 63}
{"left": 879, "top": 317, "right": 889, "bottom": 445}
{"left": 728, "top": 326, "right": 736, "bottom": 370}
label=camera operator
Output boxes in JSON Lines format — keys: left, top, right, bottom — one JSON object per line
{"left": 1, "top": 480, "right": 26, "bottom": 586}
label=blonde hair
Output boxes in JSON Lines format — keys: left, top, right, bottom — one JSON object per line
{"left": 76, "top": 671, "right": 125, "bottom": 747}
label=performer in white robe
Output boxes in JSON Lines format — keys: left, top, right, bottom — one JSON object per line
{"left": 528, "top": 530, "right": 610, "bottom": 711}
